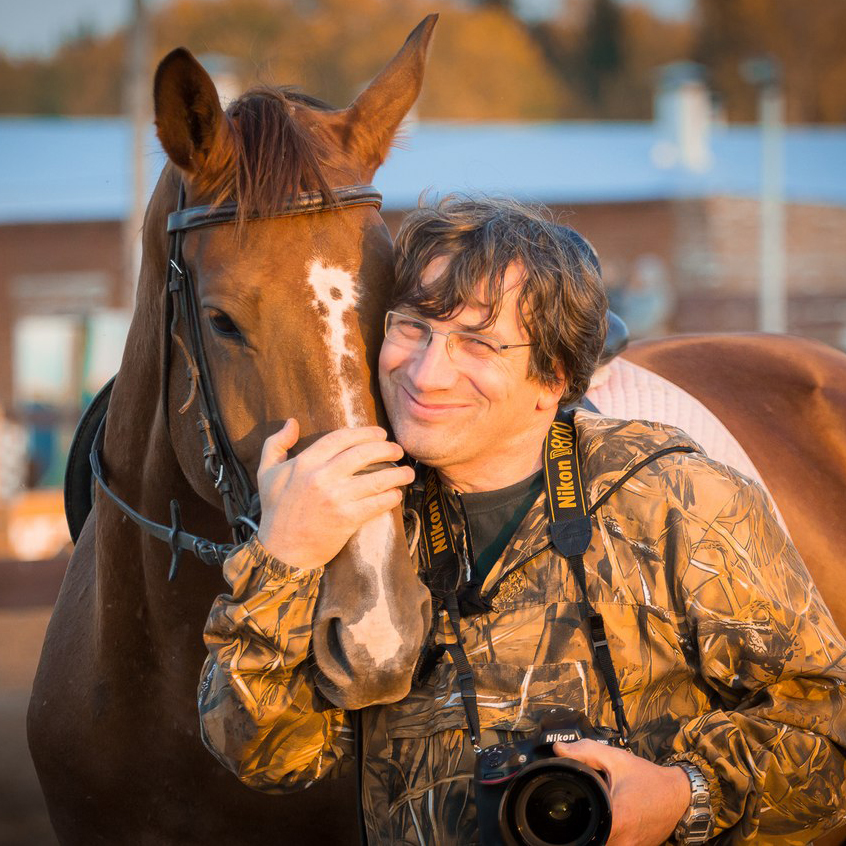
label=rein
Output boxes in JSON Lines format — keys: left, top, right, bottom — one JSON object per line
{"left": 91, "top": 182, "right": 383, "bottom": 580}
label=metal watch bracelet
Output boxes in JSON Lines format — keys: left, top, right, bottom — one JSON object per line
{"left": 670, "top": 761, "right": 713, "bottom": 844}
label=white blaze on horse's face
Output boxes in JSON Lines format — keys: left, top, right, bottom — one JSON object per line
{"left": 306, "top": 257, "right": 404, "bottom": 668}
{"left": 306, "top": 258, "right": 365, "bottom": 427}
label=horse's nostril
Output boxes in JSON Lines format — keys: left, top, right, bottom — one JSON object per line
{"left": 326, "top": 617, "right": 353, "bottom": 677}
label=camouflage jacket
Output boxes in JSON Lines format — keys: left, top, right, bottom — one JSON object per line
{"left": 199, "top": 411, "right": 846, "bottom": 845}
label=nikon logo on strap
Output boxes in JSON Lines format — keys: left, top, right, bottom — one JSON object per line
{"left": 544, "top": 409, "right": 592, "bottom": 558}
{"left": 548, "top": 420, "right": 578, "bottom": 509}
{"left": 424, "top": 471, "right": 454, "bottom": 559}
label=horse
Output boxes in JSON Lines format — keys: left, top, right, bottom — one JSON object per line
{"left": 623, "top": 334, "right": 846, "bottom": 635}
{"left": 28, "top": 17, "right": 437, "bottom": 845}
{"left": 29, "top": 14, "right": 846, "bottom": 843}
{"left": 619, "top": 335, "right": 846, "bottom": 846}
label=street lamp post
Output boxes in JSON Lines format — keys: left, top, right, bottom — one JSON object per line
{"left": 125, "top": 0, "right": 150, "bottom": 311}
{"left": 742, "top": 57, "right": 786, "bottom": 334}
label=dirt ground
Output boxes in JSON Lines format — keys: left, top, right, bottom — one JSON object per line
{"left": 0, "top": 607, "right": 59, "bottom": 845}
{"left": 0, "top": 558, "right": 67, "bottom": 846}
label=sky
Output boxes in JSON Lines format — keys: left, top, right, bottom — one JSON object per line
{"left": 0, "top": 0, "right": 693, "bottom": 58}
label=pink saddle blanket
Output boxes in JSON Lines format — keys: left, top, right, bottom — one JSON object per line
{"left": 585, "top": 357, "right": 788, "bottom": 533}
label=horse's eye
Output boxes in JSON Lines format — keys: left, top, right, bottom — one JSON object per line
{"left": 208, "top": 310, "right": 243, "bottom": 340}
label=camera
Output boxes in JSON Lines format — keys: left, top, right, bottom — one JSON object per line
{"left": 474, "top": 707, "right": 622, "bottom": 846}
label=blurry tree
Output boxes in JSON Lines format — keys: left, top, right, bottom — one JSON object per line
{"left": 159, "top": 0, "right": 569, "bottom": 119}
{"left": 0, "top": 33, "right": 126, "bottom": 115}
{"left": 421, "top": 5, "right": 571, "bottom": 118}
{"left": 695, "top": 0, "right": 846, "bottom": 123}
{"left": 582, "top": 0, "right": 623, "bottom": 102}
{"left": 3, "top": 0, "right": 843, "bottom": 122}
{"left": 0, "top": 0, "right": 568, "bottom": 120}
{"left": 532, "top": 0, "right": 692, "bottom": 119}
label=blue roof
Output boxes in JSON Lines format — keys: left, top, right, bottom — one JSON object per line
{"left": 1, "top": 116, "right": 844, "bottom": 224}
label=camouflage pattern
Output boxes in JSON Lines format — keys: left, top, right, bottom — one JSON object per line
{"left": 199, "top": 411, "right": 846, "bottom": 844}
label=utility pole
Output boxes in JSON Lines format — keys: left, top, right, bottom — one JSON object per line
{"left": 124, "top": 0, "right": 150, "bottom": 310}
{"left": 742, "top": 57, "right": 786, "bottom": 334}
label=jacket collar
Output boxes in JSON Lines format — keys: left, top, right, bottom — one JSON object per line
{"left": 409, "top": 410, "right": 703, "bottom": 594}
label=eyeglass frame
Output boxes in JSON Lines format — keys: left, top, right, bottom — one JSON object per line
{"left": 383, "top": 310, "right": 536, "bottom": 359}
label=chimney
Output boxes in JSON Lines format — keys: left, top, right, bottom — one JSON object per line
{"left": 652, "top": 62, "right": 713, "bottom": 172}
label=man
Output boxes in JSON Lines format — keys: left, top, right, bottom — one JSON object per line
{"left": 199, "top": 197, "right": 846, "bottom": 845}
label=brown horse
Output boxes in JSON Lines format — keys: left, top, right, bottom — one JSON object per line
{"left": 623, "top": 334, "right": 846, "bottom": 635}
{"left": 29, "top": 16, "right": 846, "bottom": 843}
{"left": 29, "top": 18, "right": 436, "bottom": 845}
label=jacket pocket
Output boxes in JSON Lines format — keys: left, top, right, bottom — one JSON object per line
{"left": 385, "top": 659, "right": 596, "bottom": 739}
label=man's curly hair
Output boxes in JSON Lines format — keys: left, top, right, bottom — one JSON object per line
{"left": 391, "top": 196, "right": 608, "bottom": 406}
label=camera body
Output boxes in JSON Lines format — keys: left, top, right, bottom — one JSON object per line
{"left": 474, "top": 708, "right": 621, "bottom": 846}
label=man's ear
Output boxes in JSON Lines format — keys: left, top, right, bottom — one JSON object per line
{"left": 537, "top": 359, "right": 569, "bottom": 411}
{"left": 537, "top": 374, "right": 567, "bottom": 412}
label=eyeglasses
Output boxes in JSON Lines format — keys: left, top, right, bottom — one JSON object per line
{"left": 384, "top": 311, "right": 534, "bottom": 362}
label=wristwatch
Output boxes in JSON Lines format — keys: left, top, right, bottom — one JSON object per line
{"left": 672, "top": 761, "right": 713, "bottom": 844}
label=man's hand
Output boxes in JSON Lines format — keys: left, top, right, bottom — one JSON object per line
{"left": 256, "top": 419, "right": 416, "bottom": 570}
{"left": 553, "top": 739, "right": 691, "bottom": 846}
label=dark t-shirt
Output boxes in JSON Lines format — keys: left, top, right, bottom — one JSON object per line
{"left": 460, "top": 470, "right": 544, "bottom": 582}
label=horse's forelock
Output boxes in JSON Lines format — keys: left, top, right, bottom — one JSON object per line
{"left": 191, "top": 86, "right": 337, "bottom": 223}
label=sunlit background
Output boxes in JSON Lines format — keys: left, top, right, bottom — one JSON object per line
{"left": 1, "top": 0, "right": 844, "bottom": 842}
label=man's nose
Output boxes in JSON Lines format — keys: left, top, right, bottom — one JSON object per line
{"left": 406, "top": 332, "right": 459, "bottom": 391}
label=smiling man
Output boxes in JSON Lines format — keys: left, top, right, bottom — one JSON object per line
{"left": 198, "top": 197, "right": 846, "bottom": 845}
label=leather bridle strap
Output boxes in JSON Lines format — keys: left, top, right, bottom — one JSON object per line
{"left": 167, "top": 185, "right": 382, "bottom": 233}
{"left": 90, "top": 414, "right": 236, "bottom": 576}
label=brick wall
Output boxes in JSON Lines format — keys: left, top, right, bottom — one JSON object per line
{"left": 2, "top": 196, "right": 844, "bottom": 416}
{"left": 0, "top": 220, "right": 124, "bottom": 415}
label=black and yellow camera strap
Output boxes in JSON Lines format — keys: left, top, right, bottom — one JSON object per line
{"left": 418, "top": 407, "right": 641, "bottom": 748}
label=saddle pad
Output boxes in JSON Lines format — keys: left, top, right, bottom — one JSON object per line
{"left": 585, "top": 357, "right": 789, "bottom": 534}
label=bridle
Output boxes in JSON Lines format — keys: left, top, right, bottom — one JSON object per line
{"left": 90, "top": 181, "right": 384, "bottom": 580}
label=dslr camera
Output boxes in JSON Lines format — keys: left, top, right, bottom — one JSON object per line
{"left": 474, "top": 707, "right": 624, "bottom": 846}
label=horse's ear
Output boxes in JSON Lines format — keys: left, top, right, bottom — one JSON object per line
{"left": 154, "top": 48, "right": 226, "bottom": 175}
{"left": 335, "top": 14, "right": 438, "bottom": 178}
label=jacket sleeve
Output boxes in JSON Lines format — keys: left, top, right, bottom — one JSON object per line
{"left": 198, "top": 536, "right": 353, "bottom": 792}
{"left": 668, "top": 478, "right": 846, "bottom": 843}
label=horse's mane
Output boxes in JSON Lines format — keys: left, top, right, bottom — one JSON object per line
{"left": 193, "top": 86, "right": 336, "bottom": 222}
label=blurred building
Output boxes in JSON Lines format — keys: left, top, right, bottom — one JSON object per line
{"left": 1, "top": 96, "right": 845, "bottom": 554}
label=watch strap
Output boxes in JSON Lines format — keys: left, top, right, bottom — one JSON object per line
{"left": 671, "top": 761, "right": 713, "bottom": 844}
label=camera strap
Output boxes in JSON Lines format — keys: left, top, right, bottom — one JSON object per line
{"left": 419, "top": 407, "right": 639, "bottom": 751}
{"left": 543, "top": 410, "right": 631, "bottom": 743}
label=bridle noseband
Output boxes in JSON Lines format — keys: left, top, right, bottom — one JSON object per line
{"left": 90, "top": 182, "right": 383, "bottom": 580}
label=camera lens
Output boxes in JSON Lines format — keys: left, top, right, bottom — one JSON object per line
{"left": 500, "top": 760, "right": 611, "bottom": 846}
{"left": 519, "top": 775, "right": 594, "bottom": 843}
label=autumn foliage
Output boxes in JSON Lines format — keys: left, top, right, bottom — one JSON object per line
{"left": 0, "top": 0, "right": 843, "bottom": 123}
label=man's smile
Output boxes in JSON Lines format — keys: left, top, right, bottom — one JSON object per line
{"left": 400, "top": 386, "right": 471, "bottom": 420}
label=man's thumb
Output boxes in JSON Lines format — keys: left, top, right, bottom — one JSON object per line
{"left": 260, "top": 418, "right": 300, "bottom": 469}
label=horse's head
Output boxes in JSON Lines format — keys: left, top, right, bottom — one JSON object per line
{"left": 148, "top": 18, "right": 437, "bottom": 708}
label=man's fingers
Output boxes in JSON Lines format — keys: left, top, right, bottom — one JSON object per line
{"left": 298, "top": 425, "right": 389, "bottom": 464}
{"left": 351, "top": 488, "right": 405, "bottom": 524}
{"left": 347, "top": 465, "right": 416, "bottom": 499}
{"left": 332, "top": 439, "right": 406, "bottom": 477}
{"left": 260, "top": 418, "right": 300, "bottom": 471}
